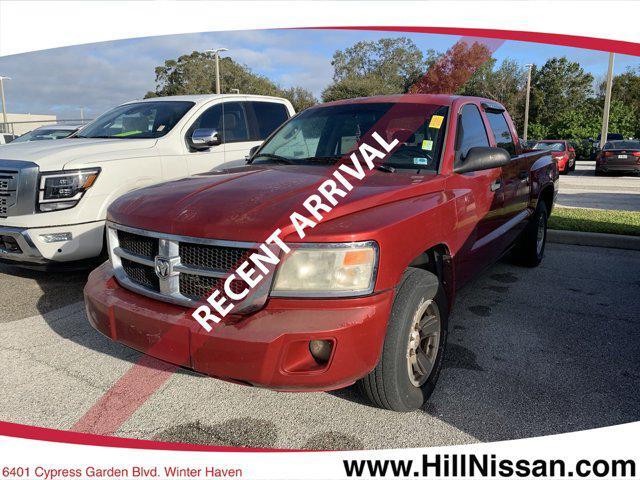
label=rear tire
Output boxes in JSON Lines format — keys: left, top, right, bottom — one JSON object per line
{"left": 512, "top": 201, "right": 548, "bottom": 268}
{"left": 358, "top": 268, "right": 448, "bottom": 412}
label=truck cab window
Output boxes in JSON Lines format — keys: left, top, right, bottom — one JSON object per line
{"left": 486, "top": 111, "right": 516, "bottom": 156}
{"left": 190, "top": 102, "right": 251, "bottom": 144}
{"left": 249, "top": 102, "right": 290, "bottom": 140}
{"left": 455, "top": 104, "right": 489, "bottom": 164}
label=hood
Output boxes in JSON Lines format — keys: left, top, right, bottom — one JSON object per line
{"left": 108, "top": 164, "right": 445, "bottom": 242}
{"left": 0, "top": 137, "right": 158, "bottom": 170}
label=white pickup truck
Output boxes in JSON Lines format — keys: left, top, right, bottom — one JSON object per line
{"left": 0, "top": 94, "right": 294, "bottom": 267}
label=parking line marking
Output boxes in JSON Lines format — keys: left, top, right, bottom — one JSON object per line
{"left": 72, "top": 355, "right": 177, "bottom": 435}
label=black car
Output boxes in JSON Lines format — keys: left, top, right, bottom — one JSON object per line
{"left": 595, "top": 140, "right": 640, "bottom": 176}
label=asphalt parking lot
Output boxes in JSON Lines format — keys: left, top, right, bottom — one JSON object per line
{"left": 0, "top": 242, "right": 639, "bottom": 449}
{"left": 557, "top": 161, "right": 640, "bottom": 211}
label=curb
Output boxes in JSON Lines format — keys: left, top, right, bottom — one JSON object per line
{"left": 548, "top": 229, "right": 640, "bottom": 251}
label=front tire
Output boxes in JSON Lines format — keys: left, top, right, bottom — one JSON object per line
{"left": 512, "top": 201, "right": 548, "bottom": 267}
{"left": 358, "top": 268, "right": 448, "bottom": 412}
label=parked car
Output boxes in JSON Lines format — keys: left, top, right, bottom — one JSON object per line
{"left": 0, "top": 133, "right": 17, "bottom": 144}
{"left": 84, "top": 94, "right": 557, "bottom": 412}
{"left": 589, "top": 133, "right": 625, "bottom": 161}
{"left": 0, "top": 94, "right": 294, "bottom": 267}
{"left": 531, "top": 140, "right": 576, "bottom": 173}
{"left": 11, "top": 124, "right": 82, "bottom": 143}
{"left": 595, "top": 139, "right": 640, "bottom": 176}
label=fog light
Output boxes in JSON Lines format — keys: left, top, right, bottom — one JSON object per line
{"left": 309, "top": 340, "right": 333, "bottom": 363}
{"left": 39, "top": 232, "right": 72, "bottom": 243}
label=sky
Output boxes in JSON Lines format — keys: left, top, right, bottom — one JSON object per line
{"left": 0, "top": 28, "right": 639, "bottom": 120}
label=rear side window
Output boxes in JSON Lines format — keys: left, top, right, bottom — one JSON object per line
{"left": 486, "top": 111, "right": 516, "bottom": 156}
{"left": 249, "top": 101, "right": 290, "bottom": 140}
{"left": 456, "top": 104, "right": 489, "bottom": 163}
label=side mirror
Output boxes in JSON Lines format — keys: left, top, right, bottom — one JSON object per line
{"left": 189, "top": 128, "right": 221, "bottom": 150}
{"left": 454, "top": 147, "right": 511, "bottom": 174}
{"left": 245, "top": 145, "right": 260, "bottom": 163}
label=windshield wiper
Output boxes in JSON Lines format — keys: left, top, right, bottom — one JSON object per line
{"left": 376, "top": 164, "right": 396, "bottom": 173}
{"left": 298, "top": 156, "right": 342, "bottom": 164}
{"left": 251, "top": 153, "right": 296, "bottom": 165}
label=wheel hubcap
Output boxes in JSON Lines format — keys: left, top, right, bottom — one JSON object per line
{"left": 536, "top": 211, "right": 546, "bottom": 255}
{"left": 406, "top": 299, "right": 441, "bottom": 387}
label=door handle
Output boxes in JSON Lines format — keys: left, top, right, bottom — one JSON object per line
{"left": 490, "top": 179, "right": 502, "bottom": 191}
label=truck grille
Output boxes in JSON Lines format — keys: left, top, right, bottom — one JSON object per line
{"left": 118, "top": 231, "right": 158, "bottom": 258}
{"left": 179, "top": 243, "right": 249, "bottom": 271}
{"left": 121, "top": 258, "right": 160, "bottom": 290}
{"left": 108, "top": 223, "right": 263, "bottom": 309}
{"left": 0, "top": 169, "right": 18, "bottom": 218}
{"left": 179, "top": 274, "right": 248, "bottom": 301}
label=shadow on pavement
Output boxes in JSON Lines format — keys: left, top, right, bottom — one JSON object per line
{"left": 331, "top": 249, "right": 640, "bottom": 443}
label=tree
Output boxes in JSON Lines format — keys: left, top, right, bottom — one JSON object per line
{"left": 322, "top": 37, "right": 436, "bottom": 101}
{"left": 146, "top": 51, "right": 317, "bottom": 112}
{"left": 459, "top": 58, "right": 526, "bottom": 131}
{"left": 599, "top": 67, "right": 640, "bottom": 138}
{"left": 528, "top": 57, "right": 593, "bottom": 128}
{"left": 280, "top": 86, "right": 317, "bottom": 112}
{"left": 409, "top": 41, "right": 494, "bottom": 96}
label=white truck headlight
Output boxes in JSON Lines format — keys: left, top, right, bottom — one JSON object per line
{"left": 271, "top": 242, "right": 378, "bottom": 297}
{"left": 38, "top": 169, "right": 100, "bottom": 212}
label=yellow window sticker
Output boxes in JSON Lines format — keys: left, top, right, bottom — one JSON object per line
{"left": 429, "top": 115, "right": 444, "bottom": 129}
{"left": 421, "top": 139, "right": 434, "bottom": 151}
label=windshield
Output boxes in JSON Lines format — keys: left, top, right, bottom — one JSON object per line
{"left": 13, "top": 128, "right": 76, "bottom": 142}
{"left": 604, "top": 140, "right": 640, "bottom": 150}
{"left": 533, "top": 141, "right": 565, "bottom": 152}
{"left": 77, "top": 101, "right": 194, "bottom": 139}
{"left": 252, "top": 102, "right": 449, "bottom": 171}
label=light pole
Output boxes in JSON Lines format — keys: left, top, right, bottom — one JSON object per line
{"left": 206, "top": 48, "right": 228, "bottom": 94}
{"left": 0, "top": 76, "right": 10, "bottom": 134}
{"left": 600, "top": 52, "right": 615, "bottom": 149}
{"left": 523, "top": 64, "right": 533, "bottom": 142}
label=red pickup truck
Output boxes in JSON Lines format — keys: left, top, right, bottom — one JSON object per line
{"left": 84, "top": 94, "right": 558, "bottom": 412}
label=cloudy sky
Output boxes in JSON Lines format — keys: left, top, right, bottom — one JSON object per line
{"left": 0, "top": 28, "right": 639, "bottom": 120}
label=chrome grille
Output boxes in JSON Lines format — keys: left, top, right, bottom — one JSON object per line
{"left": 179, "top": 274, "right": 248, "bottom": 301}
{"left": 121, "top": 258, "right": 160, "bottom": 290}
{"left": 0, "top": 169, "right": 18, "bottom": 218}
{"left": 118, "top": 230, "right": 158, "bottom": 258}
{"left": 179, "top": 243, "right": 250, "bottom": 271}
{"left": 108, "top": 222, "right": 270, "bottom": 310}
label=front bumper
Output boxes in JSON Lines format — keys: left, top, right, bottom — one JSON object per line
{"left": 0, "top": 221, "right": 105, "bottom": 265}
{"left": 84, "top": 262, "right": 395, "bottom": 391}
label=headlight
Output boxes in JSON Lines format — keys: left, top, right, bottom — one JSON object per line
{"left": 38, "top": 169, "right": 100, "bottom": 212}
{"left": 271, "top": 242, "right": 378, "bottom": 297}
